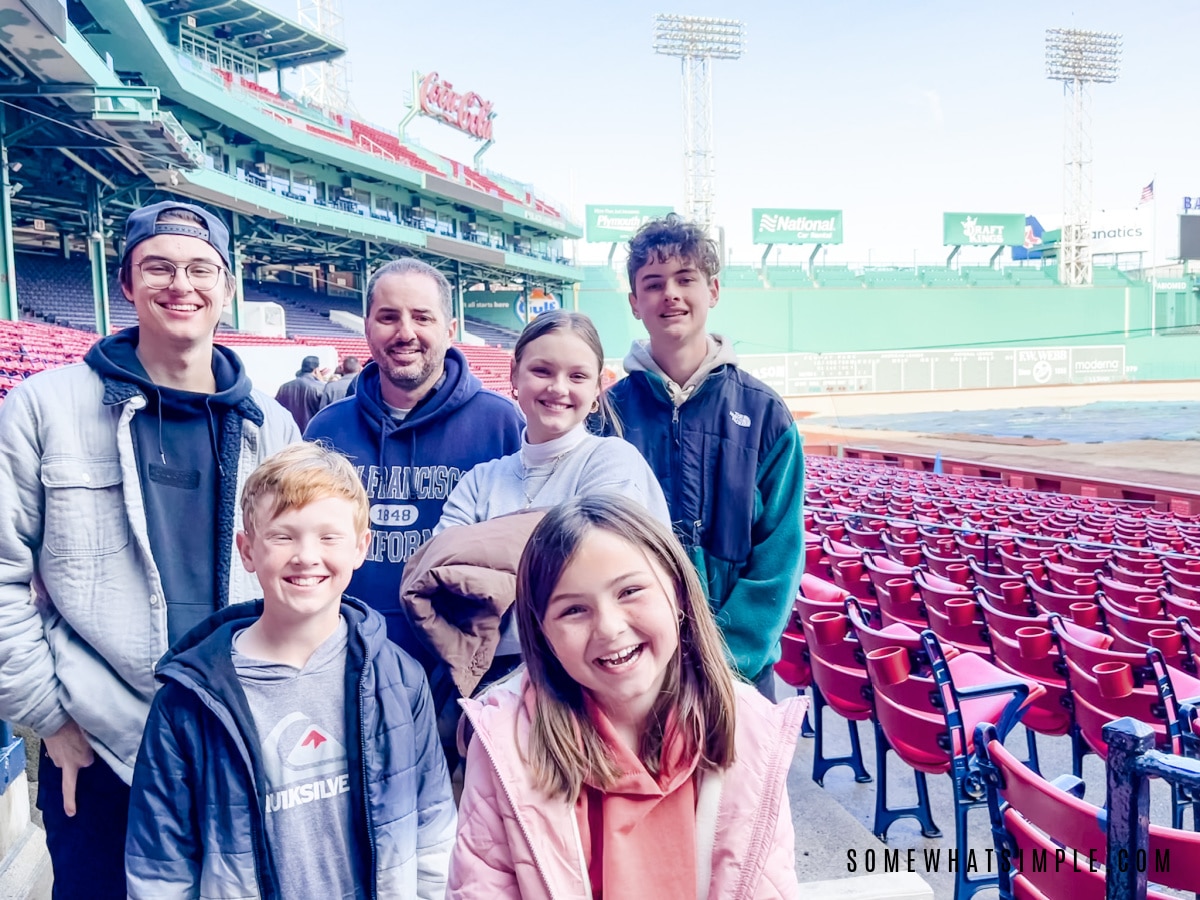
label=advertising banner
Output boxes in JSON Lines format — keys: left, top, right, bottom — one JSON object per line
{"left": 752, "top": 209, "right": 843, "bottom": 244}
{"left": 1010, "top": 216, "right": 1046, "bottom": 261}
{"left": 1090, "top": 208, "right": 1150, "bottom": 256}
{"left": 943, "top": 212, "right": 1026, "bottom": 246}
{"left": 585, "top": 205, "right": 674, "bottom": 243}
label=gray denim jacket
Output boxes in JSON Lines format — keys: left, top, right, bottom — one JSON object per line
{"left": 0, "top": 362, "right": 300, "bottom": 781}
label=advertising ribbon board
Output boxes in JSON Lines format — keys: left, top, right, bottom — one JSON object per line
{"left": 752, "top": 208, "right": 843, "bottom": 244}
{"left": 585, "top": 205, "right": 674, "bottom": 243}
{"left": 943, "top": 213, "right": 1026, "bottom": 246}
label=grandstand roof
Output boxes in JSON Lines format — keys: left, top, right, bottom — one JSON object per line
{"left": 142, "top": 0, "right": 346, "bottom": 67}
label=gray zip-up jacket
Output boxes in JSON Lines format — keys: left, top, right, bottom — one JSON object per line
{"left": 0, "top": 361, "right": 300, "bottom": 782}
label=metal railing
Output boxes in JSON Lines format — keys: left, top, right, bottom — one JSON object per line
{"left": 0, "top": 720, "right": 25, "bottom": 792}
{"left": 1103, "top": 716, "right": 1200, "bottom": 899}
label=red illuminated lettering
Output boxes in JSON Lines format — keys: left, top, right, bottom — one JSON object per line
{"left": 418, "top": 72, "right": 494, "bottom": 141}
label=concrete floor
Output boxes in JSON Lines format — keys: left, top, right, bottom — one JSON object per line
{"left": 784, "top": 680, "right": 1190, "bottom": 900}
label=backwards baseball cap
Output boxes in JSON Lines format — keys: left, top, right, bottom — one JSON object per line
{"left": 122, "top": 200, "right": 232, "bottom": 270}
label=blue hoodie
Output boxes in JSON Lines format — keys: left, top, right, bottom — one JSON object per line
{"left": 304, "top": 348, "right": 523, "bottom": 665}
{"left": 84, "top": 327, "right": 259, "bottom": 647}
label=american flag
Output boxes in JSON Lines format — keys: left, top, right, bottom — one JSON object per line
{"left": 1139, "top": 180, "right": 1155, "bottom": 206}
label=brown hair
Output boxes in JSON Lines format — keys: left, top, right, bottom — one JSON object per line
{"left": 365, "top": 257, "right": 453, "bottom": 319}
{"left": 515, "top": 493, "right": 737, "bottom": 802}
{"left": 240, "top": 442, "right": 368, "bottom": 538}
{"left": 512, "top": 309, "right": 622, "bottom": 437}
{"left": 626, "top": 213, "right": 721, "bottom": 293}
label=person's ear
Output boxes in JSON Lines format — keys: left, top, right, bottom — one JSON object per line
{"left": 236, "top": 530, "right": 256, "bottom": 573}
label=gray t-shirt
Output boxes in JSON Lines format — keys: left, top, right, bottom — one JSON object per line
{"left": 232, "top": 618, "right": 362, "bottom": 899}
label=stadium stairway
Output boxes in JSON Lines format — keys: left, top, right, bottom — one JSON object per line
{"left": 463, "top": 316, "right": 519, "bottom": 350}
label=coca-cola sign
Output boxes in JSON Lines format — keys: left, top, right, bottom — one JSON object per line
{"left": 418, "top": 72, "right": 494, "bottom": 141}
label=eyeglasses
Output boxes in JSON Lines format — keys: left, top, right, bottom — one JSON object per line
{"left": 137, "top": 260, "right": 226, "bottom": 291}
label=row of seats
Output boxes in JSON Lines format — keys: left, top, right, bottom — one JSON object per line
{"left": 0, "top": 320, "right": 514, "bottom": 399}
{"left": 779, "top": 456, "right": 1200, "bottom": 897}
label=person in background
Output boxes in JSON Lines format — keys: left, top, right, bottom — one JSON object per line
{"left": 449, "top": 495, "right": 805, "bottom": 899}
{"left": 607, "top": 214, "right": 805, "bottom": 700}
{"left": 275, "top": 354, "right": 327, "bottom": 430}
{"left": 0, "top": 198, "right": 299, "bottom": 898}
{"left": 318, "top": 354, "right": 363, "bottom": 409}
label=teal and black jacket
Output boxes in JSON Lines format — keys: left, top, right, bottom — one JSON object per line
{"left": 608, "top": 343, "right": 805, "bottom": 682}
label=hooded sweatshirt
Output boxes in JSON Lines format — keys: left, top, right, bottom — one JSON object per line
{"left": 607, "top": 334, "right": 806, "bottom": 682}
{"left": 85, "top": 328, "right": 255, "bottom": 646}
{"left": 303, "top": 347, "right": 523, "bottom": 665}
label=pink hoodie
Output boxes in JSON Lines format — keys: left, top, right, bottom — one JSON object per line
{"left": 449, "top": 680, "right": 807, "bottom": 900}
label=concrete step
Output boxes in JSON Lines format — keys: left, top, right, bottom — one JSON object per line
{"left": 0, "top": 774, "right": 51, "bottom": 900}
{"left": 801, "top": 873, "right": 934, "bottom": 899}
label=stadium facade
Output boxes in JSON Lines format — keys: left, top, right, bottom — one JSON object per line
{"left": 2, "top": 0, "right": 1200, "bottom": 393}
{"left": 0, "top": 0, "right": 579, "bottom": 337}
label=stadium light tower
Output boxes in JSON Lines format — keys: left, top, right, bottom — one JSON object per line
{"left": 654, "top": 14, "right": 745, "bottom": 233}
{"left": 297, "top": 0, "right": 353, "bottom": 112}
{"left": 1045, "top": 28, "right": 1121, "bottom": 286}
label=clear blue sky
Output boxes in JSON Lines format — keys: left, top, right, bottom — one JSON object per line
{"left": 265, "top": 0, "right": 1199, "bottom": 266}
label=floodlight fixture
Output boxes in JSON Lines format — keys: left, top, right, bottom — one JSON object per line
{"left": 1045, "top": 28, "right": 1122, "bottom": 84}
{"left": 653, "top": 13, "right": 745, "bottom": 233}
{"left": 653, "top": 14, "right": 746, "bottom": 60}
{"left": 1045, "top": 27, "right": 1122, "bottom": 287}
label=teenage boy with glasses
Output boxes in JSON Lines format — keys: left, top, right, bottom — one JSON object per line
{"left": 0, "top": 199, "right": 300, "bottom": 897}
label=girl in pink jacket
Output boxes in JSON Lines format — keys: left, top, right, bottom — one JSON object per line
{"left": 449, "top": 494, "right": 806, "bottom": 899}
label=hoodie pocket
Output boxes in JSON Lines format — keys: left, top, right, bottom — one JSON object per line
{"left": 699, "top": 433, "right": 755, "bottom": 564}
{"left": 41, "top": 458, "right": 130, "bottom": 557}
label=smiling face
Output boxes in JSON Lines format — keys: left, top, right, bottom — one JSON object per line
{"left": 628, "top": 254, "right": 719, "bottom": 352}
{"left": 511, "top": 330, "right": 602, "bottom": 444}
{"left": 122, "top": 232, "right": 229, "bottom": 351}
{"left": 539, "top": 527, "right": 681, "bottom": 731}
{"left": 237, "top": 495, "right": 371, "bottom": 626}
{"left": 364, "top": 272, "right": 456, "bottom": 408}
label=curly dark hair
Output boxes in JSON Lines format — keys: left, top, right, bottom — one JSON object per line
{"left": 626, "top": 213, "right": 720, "bottom": 291}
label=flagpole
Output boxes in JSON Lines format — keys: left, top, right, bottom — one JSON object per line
{"left": 1151, "top": 177, "right": 1158, "bottom": 336}
{"left": 1151, "top": 176, "right": 1157, "bottom": 279}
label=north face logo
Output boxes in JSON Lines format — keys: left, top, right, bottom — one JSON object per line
{"left": 730, "top": 411, "right": 751, "bottom": 427}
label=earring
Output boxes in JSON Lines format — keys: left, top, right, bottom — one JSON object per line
{"left": 590, "top": 399, "right": 600, "bottom": 414}
{"left": 512, "top": 388, "right": 519, "bottom": 400}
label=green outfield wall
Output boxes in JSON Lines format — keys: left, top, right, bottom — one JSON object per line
{"left": 576, "top": 277, "right": 1200, "bottom": 389}
{"left": 578, "top": 283, "right": 1154, "bottom": 356}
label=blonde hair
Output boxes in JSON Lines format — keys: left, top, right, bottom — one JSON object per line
{"left": 515, "top": 494, "right": 737, "bottom": 802}
{"left": 241, "top": 443, "right": 368, "bottom": 537}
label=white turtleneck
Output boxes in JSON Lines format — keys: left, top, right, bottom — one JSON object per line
{"left": 433, "top": 424, "right": 670, "bottom": 534}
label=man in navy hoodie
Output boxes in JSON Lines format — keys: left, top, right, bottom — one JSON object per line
{"left": 305, "top": 258, "right": 522, "bottom": 676}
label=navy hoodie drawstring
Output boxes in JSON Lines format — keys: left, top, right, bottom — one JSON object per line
{"left": 153, "top": 389, "right": 167, "bottom": 464}
{"left": 205, "top": 397, "right": 224, "bottom": 478}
